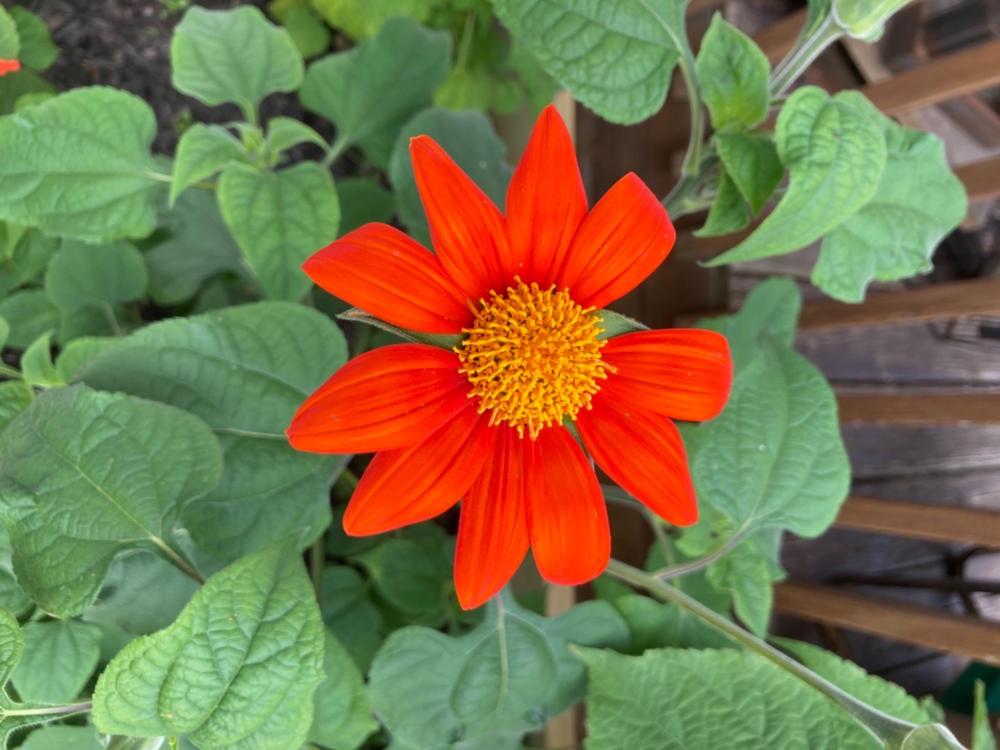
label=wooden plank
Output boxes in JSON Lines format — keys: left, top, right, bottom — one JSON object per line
{"left": 956, "top": 155, "right": 1000, "bottom": 204}
{"left": 861, "top": 39, "right": 1000, "bottom": 116}
{"left": 843, "top": 423, "right": 1000, "bottom": 479}
{"left": 797, "top": 321, "right": 1000, "bottom": 385}
{"left": 837, "top": 392, "right": 1000, "bottom": 424}
{"left": 835, "top": 496, "right": 1000, "bottom": 547}
{"left": 798, "top": 277, "right": 1000, "bottom": 331}
{"left": 773, "top": 582, "right": 1000, "bottom": 665}
{"left": 752, "top": 9, "right": 806, "bottom": 62}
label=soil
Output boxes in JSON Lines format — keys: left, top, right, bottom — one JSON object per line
{"left": 5, "top": 0, "right": 324, "bottom": 154}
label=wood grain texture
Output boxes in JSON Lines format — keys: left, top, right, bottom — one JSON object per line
{"left": 861, "top": 39, "right": 1000, "bottom": 115}
{"left": 843, "top": 424, "right": 1000, "bottom": 479}
{"left": 773, "top": 582, "right": 1000, "bottom": 665}
{"left": 835, "top": 496, "right": 1000, "bottom": 546}
{"left": 838, "top": 392, "right": 1000, "bottom": 424}
{"left": 955, "top": 155, "right": 1000, "bottom": 204}
{"left": 798, "top": 277, "right": 1000, "bottom": 330}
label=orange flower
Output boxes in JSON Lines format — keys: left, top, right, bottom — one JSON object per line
{"left": 0, "top": 59, "right": 20, "bottom": 76}
{"left": 287, "top": 105, "right": 732, "bottom": 609}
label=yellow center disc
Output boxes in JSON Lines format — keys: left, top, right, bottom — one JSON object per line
{"left": 456, "top": 277, "right": 613, "bottom": 439}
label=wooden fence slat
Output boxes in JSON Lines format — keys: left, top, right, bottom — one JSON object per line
{"left": 774, "top": 582, "right": 1000, "bottom": 665}
{"left": 837, "top": 392, "right": 1000, "bottom": 424}
{"left": 955, "top": 155, "right": 1000, "bottom": 204}
{"left": 861, "top": 39, "right": 1000, "bottom": 115}
{"left": 797, "top": 277, "right": 1000, "bottom": 330}
{"left": 835, "top": 496, "right": 1000, "bottom": 547}
{"left": 752, "top": 9, "right": 806, "bottom": 62}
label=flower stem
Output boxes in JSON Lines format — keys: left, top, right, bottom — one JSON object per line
{"left": 603, "top": 558, "right": 946, "bottom": 747}
{"left": 769, "top": 11, "right": 843, "bottom": 98}
{"left": 321, "top": 137, "right": 349, "bottom": 170}
{"left": 148, "top": 536, "right": 205, "bottom": 585}
{"left": 2, "top": 700, "right": 92, "bottom": 717}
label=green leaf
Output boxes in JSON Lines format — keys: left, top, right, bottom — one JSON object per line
{"left": 832, "top": 0, "right": 910, "bottom": 38}
{"left": 0, "top": 318, "right": 6, "bottom": 351}
{"left": 44, "top": 239, "right": 147, "bottom": 317}
{"left": 300, "top": 17, "right": 450, "bottom": 153}
{"left": 698, "top": 276, "right": 801, "bottom": 371}
{"left": 311, "top": 0, "right": 437, "bottom": 39}
{"left": 973, "top": 680, "right": 997, "bottom": 750}
{"left": 0, "top": 385, "right": 223, "bottom": 616}
{"left": 54, "top": 337, "right": 118, "bottom": 384}
{"left": 83, "top": 551, "right": 199, "bottom": 636}
{"left": 596, "top": 309, "right": 648, "bottom": 339}
{"left": 0, "top": 8, "right": 17, "bottom": 60}
{"left": 19, "top": 330, "right": 62, "bottom": 388}
{"left": 145, "top": 190, "right": 248, "bottom": 306}
{"left": 695, "top": 14, "right": 770, "bottom": 131}
{"left": 0, "top": 87, "right": 166, "bottom": 243}
{"left": 0, "top": 527, "right": 31, "bottom": 617}
{"left": 92, "top": 541, "right": 325, "bottom": 749}
{"left": 0, "top": 69, "right": 53, "bottom": 116}
{"left": 170, "top": 6, "right": 303, "bottom": 115}
{"left": 577, "top": 646, "right": 877, "bottom": 748}
{"left": 773, "top": 638, "right": 937, "bottom": 725}
{"left": 434, "top": 66, "right": 494, "bottom": 112}
{"left": 683, "top": 337, "right": 850, "bottom": 538}
{"left": 492, "top": 0, "right": 688, "bottom": 124}
{"left": 79, "top": 303, "right": 348, "bottom": 562}
{"left": 274, "top": 2, "right": 330, "bottom": 58}
{"left": 368, "top": 593, "right": 628, "bottom": 748}
{"left": 0, "top": 228, "right": 57, "bottom": 298}
{"left": 9, "top": 8, "right": 57, "bottom": 72}
{"left": 320, "top": 565, "right": 383, "bottom": 673}
{"left": 218, "top": 162, "right": 339, "bottom": 302}
{"left": 19, "top": 725, "right": 102, "bottom": 750}
{"left": 812, "top": 120, "right": 967, "bottom": 302}
{"left": 389, "top": 107, "right": 511, "bottom": 245}
{"left": 707, "top": 87, "right": 887, "bottom": 266}
{"left": 694, "top": 170, "right": 750, "bottom": 237}
{"left": 309, "top": 630, "right": 378, "bottom": 750}
{"left": 0, "top": 382, "right": 31, "bottom": 437}
{"left": 715, "top": 131, "right": 784, "bottom": 215}
{"left": 169, "top": 124, "right": 247, "bottom": 205}
{"left": 356, "top": 539, "right": 451, "bottom": 623}
{"left": 265, "top": 116, "right": 327, "bottom": 155}
{"left": 0, "top": 291, "right": 58, "bottom": 349}
{"left": 704, "top": 527, "right": 784, "bottom": 636}
{"left": 336, "top": 178, "right": 395, "bottom": 236}
{"left": 11, "top": 620, "right": 102, "bottom": 703}
{"left": 338, "top": 307, "right": 463, "bottom": 350}
{"left": 0, "top": 609, "right": 66, "bottom": 746}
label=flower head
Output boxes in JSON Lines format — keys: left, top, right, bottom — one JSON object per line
{"left": 287, "top": 105, "right": 732, "bottom": 609}
{"left": 0, "top": 59, "right": 20, "bottom": 76}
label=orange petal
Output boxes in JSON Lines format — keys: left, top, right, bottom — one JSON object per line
{"left": 600, "top": 329, "right": 732, "bottom": 421}
{"left": 343, "top": 404, "right": 496, "bottom": 535}
{"left": 557, "top": 173, "right": 676, "bottom": 310}
{"left": 0, "top": 59, "right": 20, "bottom": 76}
{"left": 525, "top": 426, "right": 610, "bottom": 585}
{"left": 286, "top": 344, "right": 470, "bottom": 453}
{"left": 505, "top": 104, "right": 588, "bottom": 285}
{"left": 303, "top": 223, "right": 472, "bottom": 334}
{"left": 576, "top": 391, "right": 698, "bottom": 526}
{"left": 410, "top": 135, "right": 513, "bottom": 301}
{"left": 454, "top": 426, "right": 529, "bottom": 609}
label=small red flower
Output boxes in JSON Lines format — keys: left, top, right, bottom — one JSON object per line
{"left": 0, "top": 59, "right": 20, "bottom": 76}
{"left": 287, "top": 105, "right": 732, "bottom": 609}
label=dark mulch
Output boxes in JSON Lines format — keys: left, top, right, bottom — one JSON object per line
{"left": 6, "top": 0, "right": 324, "bottom": 154}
